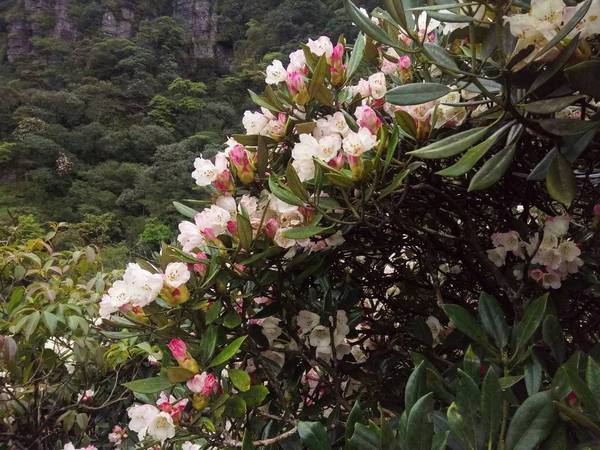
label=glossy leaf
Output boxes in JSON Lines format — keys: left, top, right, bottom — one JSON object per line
{"left": 527, "top": 34, "right": 581, "bottom": 95}
{"left": 442, "top": 303, "right": 487, "bottom": 346}
{"left": 281, "top": 225, "right": 332, "bottom": 239}
{"left": 405, "top": 361, "right": 426, "bottom": 413}
{"left": 386, "top": 82, "right": 450, "bottom": 106}
{"left": 409, "top": 126, "right": 487, "bottom": 159}
{"left": 525, "top": 356, "right": 542, "bottom": 395}
{"left": 505, "top": 391, "right": 557, "bottom": 450}
{"left": 436, "top": 134, "right": 497, "bottom": 177}
{"left": 406, "top": 393, "right": 434, "bottom": 450}
{"left": 268, "top": 174, "right": 305, "bottom": 206}
{"left": 565, "top": 60, "right": 600, "bottom": 98}
{"left": 522, "top": 95, "right": 585, "bottom": 114}
{"left": 173, "top": 201, "right": 198, "bottom": 219}
{"left": 123, "top": 376, "right": 172, "bottom": 394}
{"left": 546, "top": 153, "right": 576, "bottom": 208}
{"left": 345, "top": 0, "right": 399, "bottom": 48}
{"left": 346, "top": 400, "right": 364, "bottom": 441}
{"left": 515, "top": 294, "right": 548, "bottom": 353}
{"left": 209, "top": 336, "right": 247, "bottom": 367}
{"left": 423, "top": 43, "right": 459, "bottom": 71}
{"left": 542, "top": 315, "right": 565, "bottom": 363}
{"left": 478, "top": 292, "right": 509, "bottom": 349}
{"left": 535, "top": 0, "right": 591, "bottom": 59}
{"left": 468, "top": 143, "right": 517, "bottom": 192}
{"left": 228, "top": 368, "right": 251, "bottom": 392}
{"left": 482, "top": 367, "right": 502, "bottom": 445}
{"left": 346, "top": 33, "right": 366, "bottom": 81}
{"left": 539, "top": 119, "right": 600, "bottom": 136}
{"left": 298, "top": 421, "right": 332, "bottom": 450}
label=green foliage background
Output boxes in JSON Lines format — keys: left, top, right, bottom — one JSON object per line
{"left": 0, "top": 0, "right": 377, "bottom": 249}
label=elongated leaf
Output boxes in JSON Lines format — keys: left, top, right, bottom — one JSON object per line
{"left": 500, "top": 375, "right": 525, "bottom": 389}
{"left": 565, "top": 60, "right": 600, "bottom": 98}
{"left": 432, "top": 431, "right": 450, "bottom": 450}
{"left": 123, "top": 376, "right": 172, "bottom": 394}
{"left": 345, "top": 0, "right": 398, "bottom": 48}
{"left": 506, "top": 391, "right": 557, "bottom": 450}
{"left": 423, "top": 43, "right": 459, "bottom": 71}
{"left": 528, "top": 34, "right": 581, "bottom": 95}
{"left": 542, "top": 315, "right": 565, "bottom": 363}
{"left": 539, "top": 119, "right": 600, "bottom": 136}
{"left": 406, "top": 393, "right": 434, "bottom": 450}
{"left": 248, "top": 89, "right": 278, "bottom": 112}
{"left": 586, "top": 356, "right": 600, "bottom": 409}
{"left": 346, "top": 400, "right": 364, "bottom": 440}
{"left": 242, "top": 429, "right": 254, "bottom": 450}
{"left": 237, "top": 213, "right": 253, "bottom": 250}
{"left": 166, "top": 367, "right": 195, "bottom": 383}
{"left": 482, "top": 367, "right": 502, "bottom": 445}
{"left": 478, "top": 292, "right": 509, "bottom": 349}
{"left": 528, "top": 147, "right": 558, "bottom": 181}
{"left": 378, "top": 161, "right": 424, "bottom": 198}
{"left": 386, "top": 82, "right": 450, "bottom": 106}
{"left": 535, "top": 0, "right": 591, "bottom": 59}
{"left": 405, "top": 361, "right": 426, "bottom": 413}
{"left": 525, "top": 356, "right": 542, "bottom": 395}
{"left": 515, "top": 294, "right": 548, "bottom": 353}
{"left": 546, "top": 153, "right": 576, "bottom": 207}
{"left": 346, "top": 33, "right": 366, "bottom": 81}
{"left": 456, "top": 369, "right": 480, "bottom": 415}
{"left": 281, "top": 225, "right": 332, "bottom": 239}
{"left": 468, "top": 143, "right": 517, "bottom": 191}
{"left": 42, "top": 310, "right": 58, "bottom": 335}
{"left": 298, "top": 421, "right": 332, "bottom": 450}
{"left": 436, "top": 134, "right": 497, "bottom": 177}
{"left": 384, "top": 124, "right": 400, "bottom": 173}
{"left": 268, "top": 174, "right": 305, "bottom": 206}
{"left": 173, "top": 201, "right": 198, "bottom": 219}
{"left": 209, "top": 336, "right": 247, "bottom": 367}
{"left": 522, "top": 95, "right": 585, "bottom": 114}
{"left": 442, "top": 303, "right": 487, "bottom": 346}
{"left": 309, "top": 55, "right": 328, "bottom": 100}
{"left": 409, "top": 126, "right": 488, "bottom": 159}
{"left": 349, "top": 423, "right": 380, "bottom": 450}
{"left": 286, "top": 163, "right": 310, "bottom": 201}
{"left": 447, "top": 402, "right": 476, "bottom": 450}
{"left": 384, "top": 0, "right": 408, "bottom": 29}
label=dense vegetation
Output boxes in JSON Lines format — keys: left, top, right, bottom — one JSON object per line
{"left": 0, "top": 0, "right": 376, "bottom": 250}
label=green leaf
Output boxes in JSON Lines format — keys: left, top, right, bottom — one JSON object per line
{"left": 225, "top": 396, "right": 247, "bottom": 418}
{"left": 408, "top": 127, "right": 488, "bottom": 159}
{"left": 256, "top": 135, "right": 268, "bottom": 178}
{"left": 268, "top": 174, "right": 305, "bottom": 206}
{"left": 478, "top": 292, "right": 509, "bottom": 349}
{"left": 447, "top": 402, "right": 476, "bottom": 450}
{"left": 378, "top": 161, "right": 424, "bottom": 199}
{"left": 432, "top": 431, "right": 450, "bottom": 450}
{"left": 565, "top": 60, "right": 600, "bottom": 98}
{"left": 386, "top": 82, "right": 450, "bottom": 106}
{"left": 228, "top": 368, "right": 251, "bottom": 392}
{"left": 239, "top": 385, "right": 269, "bottom": 407}
{"left": 281, "top": 225, "right": 332, "bottom": 239}
{"left": 205, "top": 300, "right": 222, "bottom": 324}
{"left": 521, "top": 96, "right": 585, "bottom": 114}
{"left": 173, "top": 201, "right": 198, "bottom": 219}
{"left": 13, "top": 265, "right": 26, "bottom": 281}
{"left": 199, "top": 325, "right": 218, "bottom": 365}
{"left": 309, "top": 55, "right": 329, "bottom": 100}
{"left": 298, "top": 421, "right": 332, "bottom": 450}
{"left": 456, "top": 369, "right": 480, "bottom": 415}
{"left": 539, "top": 119, "right": 600, "bottom": 136}
{"left": 436, "top": 133, "right": 497, "bottom": 177}
{"left": 535, "top": 0, "right": 592, "bottom": 59}
{"left": 242, "top": 429, "right": 254, "bottom": 450}
{"left": 441, "top": 303, "right": 487, "bottom": 346}
{"left": 345, "top": 0, "right": 399, "bottom": 49}
{"left": 405, "top": 361, "right": 426, "bottom": 413}
{"left": 346, "top": 400, "right": 364, "bottom": 441}
{"left": 123, "top": 375, "right": 172, "bottom": 394}
{"left": 237, "top": 213, "right": 253, "bottom": 250}
{"left": 384, "top": 0, "right": 408, "bottom": 29}
{"left": 209, "top": 336, "right": 247, "bottom": 367}
{"left": 349, "top": 423, "right": 381, "bottom": 450}
{"left": 505, "top": 391, "right": 557, "bottom": 450}
{"left": 468, "top": 143, "right": 517, "bottom": 191}
{"left": 546, "top": 153, "right": 576, "bottom": 208}
{"left": 423, "top": 43, "right": 459, "bottom": 72}
{"left": 406, "top": 393, "right": 434, "bottom": 450}
{"left": 223, "top": 310, "right": 241, "bottom": 329}
{"left": 542, "top": 315, "right": 565, "bottom": 363}
{"left": 42, "top": 310, "right": 59, "bottom": 335}
{"left": 482, "top": 367, "right": 502, "bottom": 446}
{"left": 15, "top": 311, "right": 41, "bottom": 340}
{"left": 515, "top": 294, "right": 548, "bottom": 353}
{"left": 525, "top": 356, "right": 542, "bottom": 395}
{"left": 586, "top": 356, "right": 600, "bottom": 410}
{"left": 528, "top": 34, "right": 581, "bottom": 95}
{"left": 166, "top": 367, "right": 196, "bottom": 383}
{"left": 500, "top": 375, "right": 525, "bottom": 389}
{"left": 286, "top": 163, "right": 310, "bottom": 201}
{"left": 346, "top": 33, "right": 366, "bottom": 81}
{"left": 383, "top": 124, "right": 400, "bottom": 173}
{"left": 248, "top": 89, "right": 279, "bottom": 112}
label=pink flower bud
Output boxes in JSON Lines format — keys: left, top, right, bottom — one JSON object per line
{"left": 354, "top": 105, "right": 381, "bottom": 134}
{"left": 191, "top": 252, "right": 208, "bottom": 275}
{"left": 331, "top": 43, "right": 344, "bottom": 64}
{"left": 286, "top": 71, "right": 306, "bottom": 95}
{"left": 167, "top": 338, "right": 187, "bottom": 362}
{"left": 214, "top": 169, "right": 234, "bottom": 193}
{"left": 328, "top": 153, "right": 345, "bottom": 170}
{"left": 227, "top": 219, "right": 238, "bottom": 236}
{"left": 398, "top": 55, "right": 411, "bottom": 70}
{"left": 594, "top": 204, "right": 600, "bottom": 216}
{"left": 187, "top": 372, "right": 219, "bottom": 397}
{"left": 264, "top": 218, "right": 279, "bottom": 239}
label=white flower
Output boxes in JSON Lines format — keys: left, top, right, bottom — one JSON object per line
{"left": 128, "top": 403, "right": 159, "bottom": 441}
{"left": 426, "top": 316, "right": 444, "bottom": 346}
{"left": 77, "top": 389, "right": 94, "bottom": 402}
{"left": 178, "top": 221, "right": 205, "bottom": 252}
{"left": 292, "top": 158, "right": 315, "bottom": 182}
{"left": 112, "top": 263, "right": 163, "bottom": 308}
{"left": 491, "top": 231, "right": 521, "bottom": 253}
{"left": 351, "top": 345, "right": 367, "bottom": 363}
{"left": 565, "top": 0, "right": 600, "bottom": 38}
{"left": 487, "top": 246, "right": 507, "bottom": 267}
{"left": 214, "top": 195, "right": 237, "bottom": 214}
{"left": 147, "top": 411, "right": 176, "bottom": 443}
{"left": 292, "top": 133, "right": 319, "bottom": 160}
{"left": 368, "top": 72, "right": 387, "bottom": 99}
{"left": 542, "top": 271, "right": 562, "bottom": 289}
{"left": 239, "top": 194, "right": 259, "bottom": 217}
{"left": 309, "top": 325, "right": 331, "bottom": 348}
{"left": 558, "top": 240, "right": 581, "bottom": 262}
{"left": 265, "top": 59, "right": 287, "bottom": 85}
{"left": 195, "top": 204, "right": 231, "bottom": 236}
{"left": 386, "top": 285, "right": 400, "bottom": 298}
{"left": 307, "top": 36, "right": 333, "bottom": 58}
{"left": 191, "top": 157, "right": 217, "bottom": 186}
{"left": 242, "top": 110, "right": 269, "bottom": 135}
{"left": 182, "top": 442, "right": 202, "bottom": 450}
{"left": 296, "top": 310, "right": 321, "bottom": 335}
{"left": 434, "top": 91, "right": 467, "bottom": 129}
{"left": 317, "top": 134, "right": 342, "bottom": 161}
{"left": 261, "top": 317, "right": 283, "bottom": 345}
{"left": 342, "top": 128, "right": 377, "bottom": 156}
{"left": 288, "top": 49, "right": 307, "bottom": 72}
{"left": 164, "top": 262, "right": 190, "bottom": 289}
{"left": 544, "top": 215, "right": 570, "bottom": 237}
{"left": 63, "top": 444, "right": 76, "bottom": 450}
{"left": 333, "top": 310, "right": 349, "bottom": 346}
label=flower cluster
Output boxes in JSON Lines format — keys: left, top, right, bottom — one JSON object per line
{"left": 487, "top": 215, "right": 583, "bottom": 289}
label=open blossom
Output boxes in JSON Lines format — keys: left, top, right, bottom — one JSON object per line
{"left": 191, "top": 157, "right": 217, "bottom": 186}
{"left": 287, "top": 49, "right": 307, "bottom": 73}
{"left": 368, "top": 72, "right": 387, "bottom": 99}
{"left": 77, "top": 389, "right": 94, "bottom": 402}
{"left": 164, "top": 262, "right": 190, "bottom": 289}
{"left": 315, "top": 111, "right": 350, "bottom": 138}
{"left": 261, "top": 316, "right": 283, "bottom": 345}
{"left": 182, "top": 442, "right": 202, "bottom": 450}
{"left": 434, "top": 91, "right": 467, "bottom": 129}
{"left": 342, "top": 127, "right": 378, "bottom": 156}
{"left": 296, "top": 310, "right": 321, "bottom": 335}
{"left": 128, "top": 404, "right": 160, "bottom": 441}
{"left": 265, "top": 59, "right": 287, "bottom": 84}
{"left": 108, "top": 425, "right": 127, "bottom": 446}
{"left": 307, "top": 36, "right": 333, "bottom": 58}
{"left": 242, "top": 110, "right": 269, "bottom": 135}
{"left": 354, "top": 105, "right": 381, "bottom": 135}
{"left": 187, "top": 372, "right": 219, "bottom": 396}
{"left": 156, "top": 392, "right": 188, "bottom": 421}
{"left": 195, "top": 204, "right": 231, "bottom": 237}
{"left": 544, "top": 215, "right": 570, "bottom": 237}
{"left": 147, "top": 411, "right": 176, "bottom": 443}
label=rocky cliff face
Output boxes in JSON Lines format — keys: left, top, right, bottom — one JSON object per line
{"left": 5, "top": 0, "right": 228, "bottom": 66}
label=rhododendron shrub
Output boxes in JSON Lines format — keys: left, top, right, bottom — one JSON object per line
{"left": 4, "top": 0, "right": 600, "bottom": 448}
